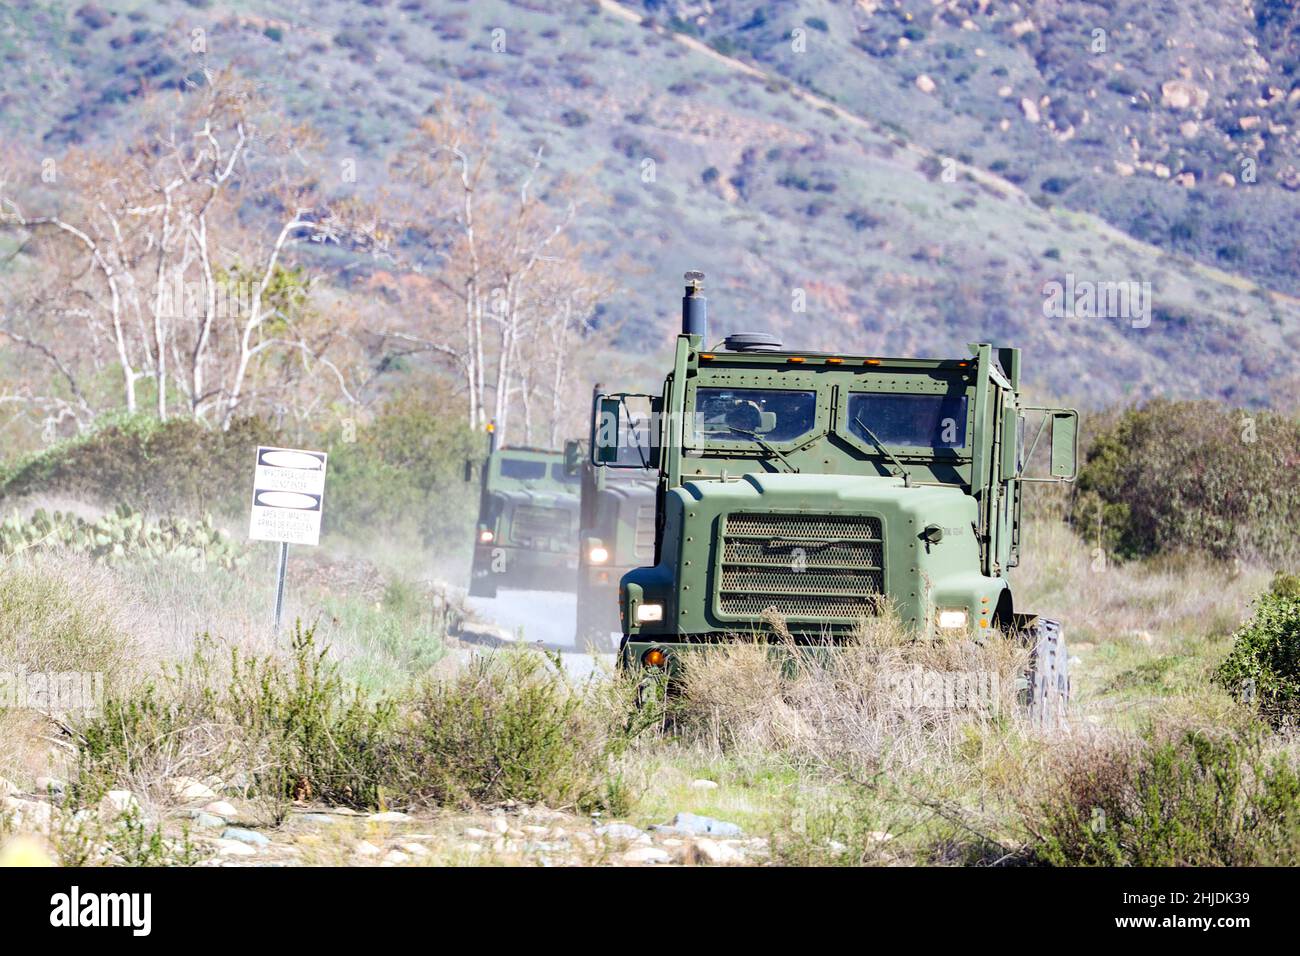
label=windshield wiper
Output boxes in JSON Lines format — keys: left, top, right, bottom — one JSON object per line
{"left": 852, "top": 415, "right": 912, "bottom": 487}
{"left": 726, "top": 426, "right": 799, "bottom": 473}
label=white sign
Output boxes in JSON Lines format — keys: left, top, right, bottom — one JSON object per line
{"left": 249, "top": 446, "right": 327, "bottom": 546}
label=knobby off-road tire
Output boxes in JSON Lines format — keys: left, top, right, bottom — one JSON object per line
{"left": 1023, "top": 617, "right": 1070, "bottom": 728}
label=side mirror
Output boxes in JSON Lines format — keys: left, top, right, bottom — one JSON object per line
{"left": 594, "top": 397, "right": 621, "bottom": 465}
{"left": 563, "top": 439, "right": 583, "bottom": 476}
{"left": 1050, "top": 410, "right": 1078, "bottom": 479}
{"left": 1017, "top": 406, "right": 1079, "bottom": 482}
{"left": 1000, "top": 401, "right": 1020, "bottom": 481}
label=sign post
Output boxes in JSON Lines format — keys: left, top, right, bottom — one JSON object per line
{"left": 249, "top": 446, "right": 328, "bottom": 632}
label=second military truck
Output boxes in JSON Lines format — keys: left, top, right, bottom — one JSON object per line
{"left": 467, "top": 426, "right": 580, "bottom": 598}
{"left": 565, "top": 387, "right": 657, "bottom": 653}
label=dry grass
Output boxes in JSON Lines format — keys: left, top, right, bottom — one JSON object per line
{"left": 678, "top": 612, "right": 1029, "bottom": 777}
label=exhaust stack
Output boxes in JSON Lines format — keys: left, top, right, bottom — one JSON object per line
{"left": 682, "top": 271, "right": 707, "bottom": 340}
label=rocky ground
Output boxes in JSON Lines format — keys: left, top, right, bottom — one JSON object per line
{"left": 0, "top": 774, "right": 765, "bottom": 867}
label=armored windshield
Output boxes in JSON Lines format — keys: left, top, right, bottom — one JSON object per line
{"left": 499, "top": 458, "right": 548, "bottom": 480}
{"left": 693, "top": 388, "right": 817, "bottom": 444}
{"left": 846, "top": 393, "right": 968, "bottom": 449}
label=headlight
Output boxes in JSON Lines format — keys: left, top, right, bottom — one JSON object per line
{"left": 588, "top": 544, "right": 609, "bottom": 564}
{"left": 478, "top": 529, "right": 494, "bottom": 543}
{"left": 635, "top": 603, "right": 663, "bottom": 623}
{"left": 937, "top": 608, "right": 969, "bottom": 630}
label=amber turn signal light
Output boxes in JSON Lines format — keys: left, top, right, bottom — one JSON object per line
{"left": 642, "top": 648, "right": 668, "bottom": 668}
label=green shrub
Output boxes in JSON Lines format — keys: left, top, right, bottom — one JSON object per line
{"left": 75, "top": 628, "right": 629, "bottom": 816}
{"left": 325, "top": 392, "right": 479, "bottom": 549}
{"left": 1073, "top": 400, "right": 1300, "bottom": 562}
{"left": 392, "top": 649, "right": 631, "bottom": 812}
{"left": 0, "top": 414, "right": 280, "bottom": 517}
{"left": 1215, "top": 579, "right": 1300, "bottom": 726}
{"left": 1028, "top": 728, "right": 1300, "bottom": 865}
{"left": 76, "top": 624, "right": 398, "bottom": 816}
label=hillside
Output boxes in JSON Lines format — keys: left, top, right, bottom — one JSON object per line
{"left": 0, "top": 0, "right": 1297, "bottom": 408}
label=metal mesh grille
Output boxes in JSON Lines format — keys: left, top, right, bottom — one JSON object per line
{"left": 511, "top": 506, "right": 571, "bottom": 543}
{"left": 718, "top": 512, "right": 884, "bottom": 620}
{"left": 634, "top": 504, "right": 655, "bottom": 559}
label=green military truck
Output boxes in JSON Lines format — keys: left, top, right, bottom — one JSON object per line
{"left": 564, "top": 387, "right": 657, "bottom": 653}
{"left": 593, "top": 273, "right": 1078, "bottom": 720}
{"left": 467, "top": 425, "right": 580, "bottom": 599}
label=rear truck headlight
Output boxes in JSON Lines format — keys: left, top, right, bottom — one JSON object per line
{"left": 635, "top": 603, "right": 664, "bottom": 623}
{"left": 937, "top": 608, "right": 969, "bottom": 630}
{"left": 478, "top": 529, "right": 494, "bottom": 543}
{"left": 588, "top": 544, "right": 609, "bottom": 564}
{"left": 642, "top": 647, "right": 668, "bottom": 667}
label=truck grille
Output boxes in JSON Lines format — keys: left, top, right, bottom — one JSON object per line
{"left": 718, "top": 512, "right": 884, "bottom": 620}
{"left": 633, "top": 504, "right": 655, "bottom": 560}
{"left": 511, "top": 506, "right": 571, "bottom": 546}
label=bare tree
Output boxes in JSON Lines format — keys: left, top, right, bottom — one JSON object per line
{"left": 0, "top": 72, "right": 378, "bottom": 433}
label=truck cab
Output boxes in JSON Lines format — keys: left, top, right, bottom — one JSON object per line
{"left": 565, "top": 388, "right": 657, "bottom": 652}
{"left": 467, "top": 432, "right": 580, "bottom": 598}
{"left": 593, "top": 274, "right": 1078, "bottom": 718}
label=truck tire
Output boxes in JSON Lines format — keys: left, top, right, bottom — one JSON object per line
{"left": 1023, "top": 617, "right": 1070, "bottom": 727}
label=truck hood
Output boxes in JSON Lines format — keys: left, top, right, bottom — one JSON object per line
{"left": 680, "top": 472, "right": 968, "bottom": 511}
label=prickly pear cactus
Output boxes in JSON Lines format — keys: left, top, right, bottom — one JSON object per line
{"left": 0, "top": 507, "right": 246, "bottom": 570}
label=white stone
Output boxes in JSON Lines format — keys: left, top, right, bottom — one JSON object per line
{"left": 622, "top": 846, "right": 671, "bottom": 864}
{"left": 34, "top": 776, "right": 65, "bottom": 796}
{"left": 399, "top": 842, "right": 430, "bottom": 857}
{"left": 0, "top": 777, "right": 17, "bottom": 797}
{"left": 915, "top": 75, "right": 936, "bottom": 94}
{"left": 354, "top": 840, "right": 381, "bottom": 857}
{"left": 170, "top": 777, "right": 217, "bottom": 801}
{"left": 99, "top": 790, "right": 138, "bottom": 819}
{"left": 368, "top": 811, "right": 410, "bottom": 823}
{"left": 689, "top": 779, "right": 719, "bottom": 791}
{"left": 695, "top": 838, "right": 744, "bottom": 864}
{"left": 1020, "top": 98, "right": 1040, "bottom": 123}
{"left": 489, "top": 816, "right": 509, "bottom": 834}
{"left": 463, "top": 827, "right": 493, "bottom": 839}
{"left": 203, "top": 800, "right": 239, "bottom": 819}
{"left": 215, "top": 839, "right": 257, "bottom": 857}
